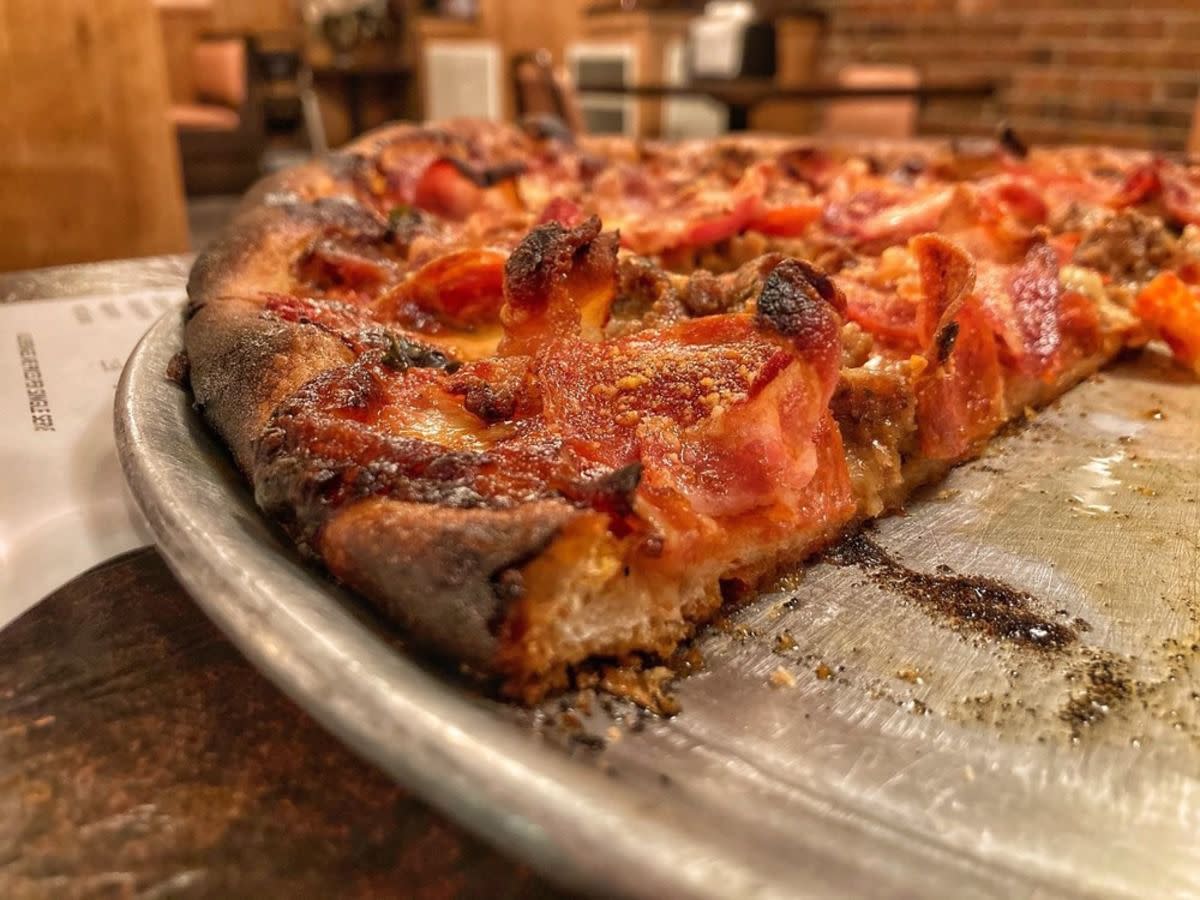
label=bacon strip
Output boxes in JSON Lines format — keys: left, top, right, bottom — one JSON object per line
{"left": 975, "top": 241, "right": 1064, "bottom": 377}
{"left": 840, "top": 235, "right": 974, "bottom": 355}
{"left": 537, "top": 262, "right": 846, "bottom": 525}
{"left": 914, "top": 297, "right": 1005, "bottom": 460}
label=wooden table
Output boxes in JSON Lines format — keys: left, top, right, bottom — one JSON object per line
{"left": 0, "top": 257, "right": 566, "bottom": 899}
{"left": 579, "top": 78, "right": 998, "bottom": 131}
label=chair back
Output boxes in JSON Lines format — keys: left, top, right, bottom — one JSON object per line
{"left": 512, "top": 51, "right": 586, "bottom": 135}
{"left": 193, "top": 38, "right": 247, "bottom": 109}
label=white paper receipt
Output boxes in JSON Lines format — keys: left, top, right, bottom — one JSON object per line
{"left": 0, "top": 291, "right": 182, "bottom": 629}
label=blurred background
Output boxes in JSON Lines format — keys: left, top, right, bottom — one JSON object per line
{"left": 2, "top": 0, "right": 1198, "bottom": 272}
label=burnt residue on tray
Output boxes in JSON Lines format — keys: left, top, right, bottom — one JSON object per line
{"left": 825, "top": 533, "right": 1078, "bottom": 650}
{"left": 1059, "top": 655, "right": 1133, "bottom": 739}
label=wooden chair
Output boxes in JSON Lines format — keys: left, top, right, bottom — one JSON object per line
{"left": 0, "top": 0, "right": 188, "bottom": 270}
{"left": 171, "top": 36, "right": 267, "bottom": 195}
{"left": 818, "top": 63, "right": 920, "bottom": 140}
{"left": 511, "top": 51, "right": 586, "bottom": 135}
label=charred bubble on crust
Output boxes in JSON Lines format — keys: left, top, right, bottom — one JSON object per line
{"left": 561, "top": 462, "right": 644, "bottom": 519}
{"left": 520, "top": 114, "right": 575, "bottom": 145}
{"left": 935, "top": 320, "right": 960, "bottom": 364}
{"left": 826, "top": 533, "right": 1077, "bottom": 650}
{"left": 754, "top": 259, "right": 845, "bottom": 353}
{"left": 998, "top": 122, "right": 1029, "bottom": 159}
{"left": 381, "top": 332, "right": 461, "bottom": 374}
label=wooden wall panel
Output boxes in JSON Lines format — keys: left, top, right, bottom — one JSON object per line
{"left": 210, "top": 0, "right": 298, "bottom": 35}
{"left": 157, "top": 3, "right": 213, "bottom": 102}
{"left": 0, "top": 0, "right": 189, "bottom": 271}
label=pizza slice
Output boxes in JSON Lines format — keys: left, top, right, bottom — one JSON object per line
{"left": 180, "top": 119, "right": 1200, "bottom": 702}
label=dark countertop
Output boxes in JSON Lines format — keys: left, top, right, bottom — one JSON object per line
{"left": 0, "top": 256, "right": 567, "bottom": 899}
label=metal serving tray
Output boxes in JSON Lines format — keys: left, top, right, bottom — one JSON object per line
{"left": 117, "top": 311, "right": 1200, "bottom": 898}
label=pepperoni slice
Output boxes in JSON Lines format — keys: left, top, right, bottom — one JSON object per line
{"left": 375, "top": 248, "right": 507, "bottom": 331}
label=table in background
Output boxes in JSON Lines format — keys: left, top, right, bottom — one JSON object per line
{"left": 0, "top": 257, "right": 564, "bottom": 899}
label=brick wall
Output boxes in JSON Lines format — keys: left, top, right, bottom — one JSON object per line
{"left": 800, "top": 0, "right": 1200, "bottom": 150}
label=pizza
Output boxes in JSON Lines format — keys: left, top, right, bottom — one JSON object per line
{"left": 181, "top": 117, "right": 1200, "bottom": 703}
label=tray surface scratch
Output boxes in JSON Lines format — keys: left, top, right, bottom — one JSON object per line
{"left": 118, "top": 313, "right": 1200, "bottom": 899}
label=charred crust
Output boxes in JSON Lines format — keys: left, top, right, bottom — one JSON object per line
{"left": 186, "top": 197, "right": 386, "bottom": 317}
{"left": 290, "top": 197, "right": 388, "bottom": 237}
{"left": 935, "top": 320, "right": 960, "bottom": 364}
{"left": 319, "top": 498, "right": 581, "bottom": 670}
{"left": 560, "top": 462, "right": 643, "bottom": 519}
{"left": 165, "top": 350, "right": 190, "bottom": 388}
{"left": 754, "top": 259, "right": 846, "bottom": 350}
{"left": 184, "top": 298, "right": 355, "bottom": 473}
{"left": 255, "top": 412, "right": 490, "bottom": 548}
{"left": 322, "top": 152, "right": 370, "bottom": 183}
{"left": 440, "top": 156, "right": 528, "bottom": 188}
{"left": 480, "top": 160, "right": 527, "bottom": 186}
